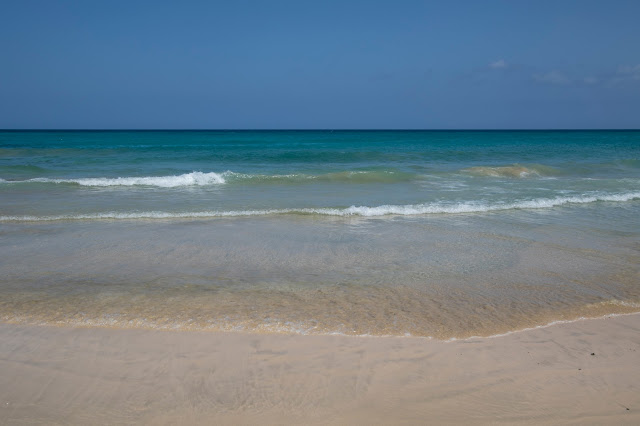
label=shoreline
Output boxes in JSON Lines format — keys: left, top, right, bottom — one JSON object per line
{"left": 2, "top": 313, "right": 639, "bottom": 424}
{"left": 3, "top": 309, "right": 640, "bottom": 342}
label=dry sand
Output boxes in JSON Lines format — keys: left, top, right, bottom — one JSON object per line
{"left": 1, "top": 314, "right": 639, "bottom": 425}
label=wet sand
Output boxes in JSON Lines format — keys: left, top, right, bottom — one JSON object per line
{"left": 1, "top": 314, "right": 639, "bottom": 425}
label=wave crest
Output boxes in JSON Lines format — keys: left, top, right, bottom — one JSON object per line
{"left": 27, "top": 172, "right": 226, "bottom": 187}
{"left": 2, "top": 192, "right": 638, "bottom": 221}
{"left": 0, "top": 170, "right": 418, "bottom": 187}
{"left": 227, "top": 170, "right": 415, "bottom": 184}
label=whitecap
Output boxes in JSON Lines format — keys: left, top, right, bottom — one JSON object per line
{"left": 11, "top": 171, "right": 227, "bottom": 187}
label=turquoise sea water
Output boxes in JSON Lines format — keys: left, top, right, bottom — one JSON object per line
{"left": 1, "top": 130, "right": 640, "bottom": 219}
{"left": 1, "top": 130, "right": 639, "bottom": 338}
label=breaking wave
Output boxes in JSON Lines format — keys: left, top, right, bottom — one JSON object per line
{"left": 15, "top": 171, "right": 227, "bottom": 187}
{"left": 2, "top": 192, "right": 638, "bottom": 222}
{"left": 0, "top": 170, "right": 415, "bottom": 187}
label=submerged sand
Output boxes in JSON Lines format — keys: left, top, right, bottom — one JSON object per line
{"left": 1, "top": 314, "right": 639, "bottom": 425}
{"left": 3, "top": 213, "right": 640, "bottom": 340}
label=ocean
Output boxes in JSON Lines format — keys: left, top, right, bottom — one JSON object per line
{"left": 1, "top": 130, "right": 639, "bottom": 339}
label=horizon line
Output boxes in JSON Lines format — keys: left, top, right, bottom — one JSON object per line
{"left": 1, "top": 128, "right": 640, "bottom": 132}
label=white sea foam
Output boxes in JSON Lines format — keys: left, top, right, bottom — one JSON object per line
{"left": 17, "top": 171, "right": 227, "bottom": 187}
{"left": 0, "top": 170, "right": 415, "bottom": 186}
{"left": 1, "top": 192, "right": 639, "bottom": 222}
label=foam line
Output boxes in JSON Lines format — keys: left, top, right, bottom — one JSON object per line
{"left": 1, "top": 192, "right": 638, "bottom": 221}
{"left": 7, "top": 172, "right": 227, "bottom": 187}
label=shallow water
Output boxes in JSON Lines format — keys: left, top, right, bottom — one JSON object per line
{"left": 1, "top": 130, "right": 639, "bottom": 338}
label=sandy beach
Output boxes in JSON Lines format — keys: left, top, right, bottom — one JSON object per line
{"left": 3, "top": 0, "right": 640, "bottom": 423}
{"left": 1, "top": 314, "right": 639, "bottom": 425}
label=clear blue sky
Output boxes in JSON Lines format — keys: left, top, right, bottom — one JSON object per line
{"left": 1, "top": 0, "right": 639, "bottom": 129}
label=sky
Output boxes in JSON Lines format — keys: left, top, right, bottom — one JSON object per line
{"left": 1, "top": 0, "right": 639, "bottom": 129}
